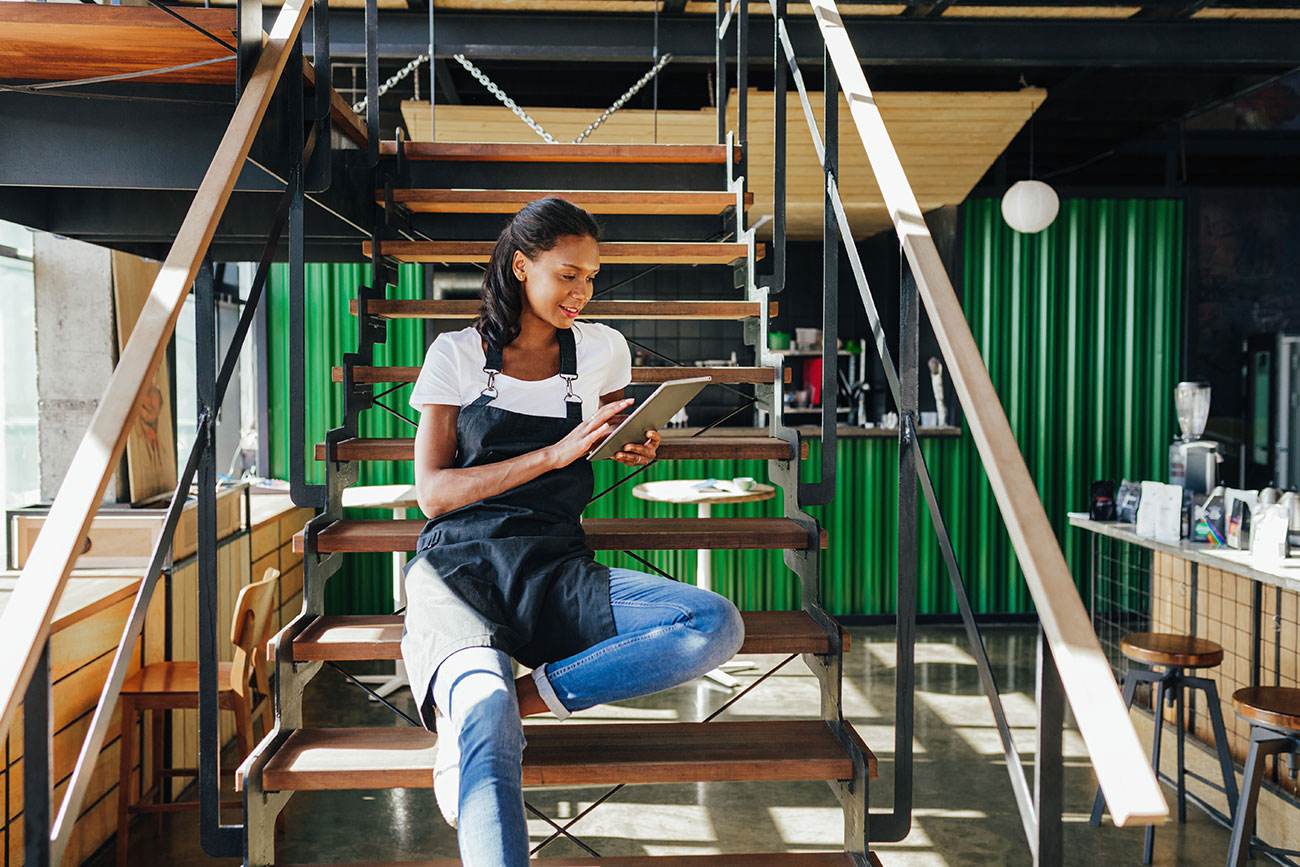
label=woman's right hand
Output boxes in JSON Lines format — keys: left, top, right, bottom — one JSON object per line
{"left": 547, "top": 398, "right": 633, "bottom": 468}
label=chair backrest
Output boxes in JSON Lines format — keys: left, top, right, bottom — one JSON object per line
{"left": 229, "top": 567, "right": 280, "bottom": 697}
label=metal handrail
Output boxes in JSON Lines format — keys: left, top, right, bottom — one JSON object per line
{"left": 0, "top": 1, "right": 317, "bottom": 862}
{"left": 780, "top": 0, "right": 1168, "bottom": 834}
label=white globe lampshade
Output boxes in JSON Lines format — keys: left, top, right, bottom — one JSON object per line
{"left": 1001, "top": 180, "right": 1060, "bottom": 234}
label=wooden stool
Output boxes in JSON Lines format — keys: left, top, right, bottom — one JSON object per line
{"left": 115, "top": 569, "right": 280, "bottom": 867}
{"left": 1225, "top": 687, "right": 1300, "bottom": 866}
{"left": 1090, "top": 632, "right": 1238, "bottom": 864}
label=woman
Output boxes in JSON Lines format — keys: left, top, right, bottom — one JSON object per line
{"left": 401, "top": 197, "right": 746, "bottom": 865}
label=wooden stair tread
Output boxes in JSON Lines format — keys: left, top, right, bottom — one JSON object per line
{"left": 382, "top": 189, "right": 752, "bottom": 215}
{"left": 349, "top": 299, "right": 771, "bottom": 320}
{"left": 285, "top": 854, "right": 872, "bottom": 866}
{"left": 293, "top": 517, "right": 827, "bottom": 554}
{"left": 363, "top": 241, "right": 763, "bottom": 265}
{"left": 251, "top": 720, "right": 870, "bottom": 792}
{"left": 291, "top": 610, "right": 849, "bottom": 661}
{"left": 332, "top": 365, "right": 781, "bottom": 385}
{"left": 379, "top": 141, "right": 741, "bottom": 164}
{"left": 316, "top": 435, "right": 801, "bottom": 463}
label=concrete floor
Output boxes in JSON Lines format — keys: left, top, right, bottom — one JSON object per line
{"left": 93, "top": 624, "right": 1242, "bottom": 866}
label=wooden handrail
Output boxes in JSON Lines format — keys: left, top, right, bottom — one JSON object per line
{"left": 808, "top": 0, "right": 1168, "bottom": 828}
{"left": 0, "top": 0, "right": 313, "bottom": 813}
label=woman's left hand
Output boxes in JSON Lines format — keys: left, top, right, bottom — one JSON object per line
{"left": 614, "top": 429, "right": 660, "bottom": 466}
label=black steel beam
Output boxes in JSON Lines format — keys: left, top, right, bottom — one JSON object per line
{"left": 303, "top": 11, "right": 1300, "bottom": 67}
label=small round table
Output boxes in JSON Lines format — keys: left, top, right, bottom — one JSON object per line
{"left": 632, "top": 478, "right": 776, "bottom": 687}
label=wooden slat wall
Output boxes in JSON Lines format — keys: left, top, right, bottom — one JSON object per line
{"left": 0, "top": 497, "right": 310, "bottom": 864}
{"left": 4, "top": 580, "right": 162, "bottom": 867}
{"left": 401, "top": 86, "right": 1043, "bottom": 239}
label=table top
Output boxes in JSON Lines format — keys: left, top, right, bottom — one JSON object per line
{"left": 632, "top": 479, "right": 777, "bottom": 505}
{"left": 1068, "top": 512, "right": 1300, "bottom": 594}
{"left": 0, "top": 572, "right": 141, "bottom": 633}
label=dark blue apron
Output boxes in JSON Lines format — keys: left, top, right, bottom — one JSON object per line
{"left": 400, "top": 327, "right": 616, "bottom": 730}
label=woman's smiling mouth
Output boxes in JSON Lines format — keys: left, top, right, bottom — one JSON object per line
{"left": 559, "top": 304, "right": 582, "bottom": 318}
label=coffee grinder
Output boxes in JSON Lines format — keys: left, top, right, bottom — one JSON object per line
{"left": 1169, "top": 381, "right": 1220, "bottom": 496}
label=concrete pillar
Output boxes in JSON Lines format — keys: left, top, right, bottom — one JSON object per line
{"left": 33, "top": 233, "right": 126, "bottom": 503}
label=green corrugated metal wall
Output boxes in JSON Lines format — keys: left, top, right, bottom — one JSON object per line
{"left": 268, "top": 197, "right": 1183, "bottom": 616}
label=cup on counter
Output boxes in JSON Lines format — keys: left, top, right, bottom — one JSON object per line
{"left": 732, "top": 477, "right": 755, "bottom": 492}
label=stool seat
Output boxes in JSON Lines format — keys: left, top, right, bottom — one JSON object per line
{"left": 1120, "top": 632, "right": 1224, "bottom": 668}
{"left": 1232, "top": 686, "right": 1300, "bottom": 731}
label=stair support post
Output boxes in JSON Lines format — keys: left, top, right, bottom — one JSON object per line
{"left": 22, "top": 642, "right": 51, "bottom": 867}
{"left": 1034, "top": 626, "right": 1065, "bottom": 866}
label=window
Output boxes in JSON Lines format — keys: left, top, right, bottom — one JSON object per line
{"left": 1, "top": 221, "right": 37, "bottom": 561}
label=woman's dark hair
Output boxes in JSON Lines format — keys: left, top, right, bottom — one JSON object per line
{"left": 475, "top": 196, "right": 603, "bottom": 352}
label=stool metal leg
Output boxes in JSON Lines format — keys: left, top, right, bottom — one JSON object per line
{"left": 1145, "top": 675, "right": 1169, "bottom": 865}
{"left": 1092, "top": 669, "right": 1144, "bottom": 826}
{"left": 1226, "top": 727, "right": 1290, "bottom": 867}
{"left": 1176, "top": 679, "right": 1187, "bottom": 824}
{"left": 1188, "top": 675, "right": 1239, "bottom": 819}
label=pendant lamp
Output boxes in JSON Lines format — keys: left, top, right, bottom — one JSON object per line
{"left": 1001, "top": 111, "right": 1058, "bottom": 234}
{"left": 1001, "top": 180, "right": 1059, "bottom": 234}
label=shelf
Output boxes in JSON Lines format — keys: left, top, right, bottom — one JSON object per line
{"left": 771, "top": 350, "right": 856, "bottom": 357}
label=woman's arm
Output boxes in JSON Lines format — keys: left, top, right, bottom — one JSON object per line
{"left": 413, "top": 398, "right": 633, "bottom": 519}
{"left": 599, "top": 388, "right": 661, "bottom": 466}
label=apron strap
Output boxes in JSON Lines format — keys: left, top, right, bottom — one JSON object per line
{"left": 476, "top": 330, "right": 582, "bottom": 421}
{"left": 558, "top": 328, "right": 582, "bottom": 423}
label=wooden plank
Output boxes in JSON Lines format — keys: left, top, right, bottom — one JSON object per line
{"left": 291, "top": 610, "right": 848, "bottom": 661}
{"left": 294, "top": 517, "right": 826, "bottom": 554}
{"left": 0, "top": 574, "right": 140, "bottom": 635}
{"left": 332, "top": 365, "right": 777, "bottom": 385}
{"left": 0, "top": 0, "right": 314, "bottom": 759}
{"left": 315, "top": 434, "right": 796, "bottom": 463}
{"left": 285, "top": 854, "right": 863, "bottom": 867}
{"left": 253, "top": 720, "right": 866, "bottom": 792}
{"left": 349, "top": 298, "right": 768, "bottom": 320}
{"left": 385, "top": 189, "right": 751, "bottom": 215}
{"left": 382, "top": 141, "right": 741, "bottom": 163}
{"left": 0, "top": 4, "right": 236, "bottom": 85}
{"left": 808, "top": 0, "right": 1164, "bottom": 827}
{"left": 111, "top": 252, "right": 179, "bottom": 505}
{"left": 251, "top": 524, "right": 281, "bottom": 563}
{"left": 363, "top": 241, "right": 761, "bottom": 266}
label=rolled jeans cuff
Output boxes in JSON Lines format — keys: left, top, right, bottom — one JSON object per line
{"left": 530, "top": 664, "right": 571, "bottom": 721}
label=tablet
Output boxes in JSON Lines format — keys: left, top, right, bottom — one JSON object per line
{"left": 586, "top": 376, "right": 712, "bottom": 462}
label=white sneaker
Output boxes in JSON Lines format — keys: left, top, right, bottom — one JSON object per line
{"left": 433, "top": 709, "right": 460, "bottom": 829}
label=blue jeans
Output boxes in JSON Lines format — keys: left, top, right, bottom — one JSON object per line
{"left": 430, "top": 567, "right": 745, "bottom": 867}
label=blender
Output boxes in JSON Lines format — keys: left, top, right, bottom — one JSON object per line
{"left": 1169, "top": 381, "right": 1220, "bottom": 496}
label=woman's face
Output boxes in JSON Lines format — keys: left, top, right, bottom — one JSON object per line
{"left": 512, "top": 233, "right": 600, "bottom": 331}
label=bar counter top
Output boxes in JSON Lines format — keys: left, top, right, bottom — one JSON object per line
{"left": 1068, "top": 511, "right": 1300, "bottom": 594}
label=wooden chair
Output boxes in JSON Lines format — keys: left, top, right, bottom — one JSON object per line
{"left": 116, "top": 568, "right": 280, "bottom": 867}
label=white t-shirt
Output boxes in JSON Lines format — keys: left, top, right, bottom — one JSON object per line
{"left": 408, "top": 322, "right": 632, "bottom": 420}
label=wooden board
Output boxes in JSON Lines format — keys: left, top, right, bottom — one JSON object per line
{"left": 385, "top": 189, "right": 751, "bottom": 215}
{"left": 332, "top": 365, "right": 778, "bottom": 385}
{"left": 295, "top": 517, "right": 827, "bottom": 554}
{"left": 284, "top": 854, "right": 868, "bottom": 867}
{"left": 316, "top": 434, "right": 797, "bottom": 463}
{"left": 350, "top": 298, "right": 769, "bottom": 320}
{"left": 383, "top": 141, "right": 740, "bottom": 163}
{"left": 291, "top": 609, "right": 848, "bottom": 661}
{"left": 253, "top": 720, "right": 867, "bottom": 792}
{"left": 0, "top": 4, "right": 236, "bottom": 85}
{"left": 364, "top": 240, "right": 762, "bottom": 265}
{"left": 112, "top": 252, "right": 179, "bottom": 505}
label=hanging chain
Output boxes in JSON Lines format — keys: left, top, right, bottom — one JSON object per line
{"left": 451, "top": 53, "right": 557, "bottom": 143}
{"left": 571, "top": 51, "right": 673, "bottom": 144}
{"left": 353, "top": 52, "right": 672, "bottom": 145}
{"left": 352, "top": 53, "right": 430, "bottom": 115}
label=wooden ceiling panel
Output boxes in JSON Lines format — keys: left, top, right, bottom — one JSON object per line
{"left": 0, "top": 4, "right": 236, "bottom": 85}
{"left": 403, "top": 87, "right": 1042, "bottom": 239}
{"left": 942, "top": 5, "right": 1140, "bottom": 17}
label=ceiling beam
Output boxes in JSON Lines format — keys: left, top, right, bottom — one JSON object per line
{"left": 305, "top": 11, "right": 1300, "bottom": 68}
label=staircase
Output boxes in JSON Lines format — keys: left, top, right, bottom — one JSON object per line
{"left": 237, "top": 129, "right": 880, "bottom": 865}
